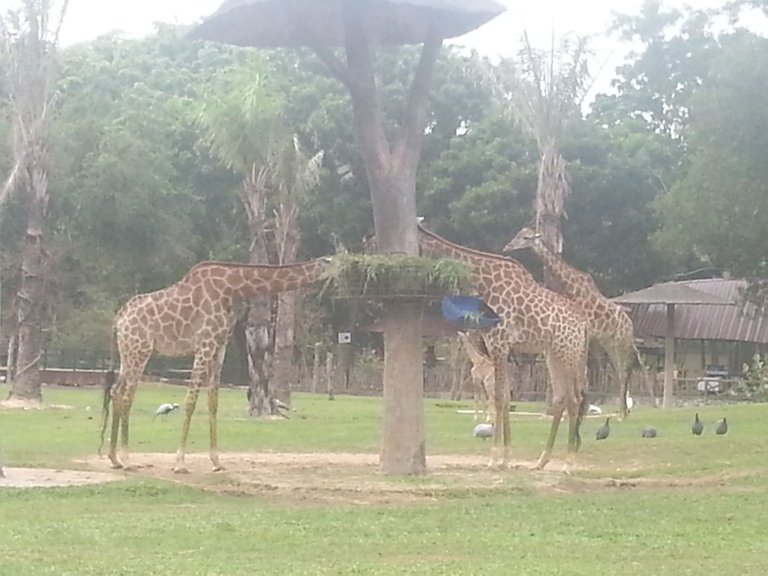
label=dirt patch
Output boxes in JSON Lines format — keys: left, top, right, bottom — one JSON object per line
{"left": 0, "top": 467, "right": 123, "bottom": 488}
{"left": 5, "top": 451, "right": 755, "bottom": 500}
{"left": 76, "top": 451, "right": 587, "bottom": 504}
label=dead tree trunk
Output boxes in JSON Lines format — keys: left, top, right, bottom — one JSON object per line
{"left": 10, "top": 168, "right": 48, "bottom": 401}
{"left": 2, "top": 1, "right": 68, "bottom": 402}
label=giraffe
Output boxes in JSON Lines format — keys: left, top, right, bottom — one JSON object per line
{"left": 418, "top": 224, "right": 589, "bottom": 469}
{"left": 457, "top": 331, "right": 496, "bottom": 423}
{"left": 504, "top": 225, "right": 649, "bottom": 418}
{"left": 100, "top": 257, "right": 332, "bottom": 473}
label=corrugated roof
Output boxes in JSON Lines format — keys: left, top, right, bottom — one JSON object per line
{"left": 617, "top": 279, "right": 768, "bottom": 344}
{"left": 612, "top": 282, "right": 732, "bottom": 305}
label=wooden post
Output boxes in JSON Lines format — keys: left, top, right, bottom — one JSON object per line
{"left": 325, "top": 351, "right": 334, "bottom": 400}
{"left": 663, "top": 303, "right": 676, "bottom": 408}
{"left": 311, "top": 342, "right": 321, "bottom": 394}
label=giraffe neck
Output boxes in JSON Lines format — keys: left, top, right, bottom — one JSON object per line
{"left": 418, "top": 226, "right": 513, "bottom": 268}
{"left": 530, "top": 241, "right": 578, "bottom": 293}
{"left": 417, "top": 226, "right": 537, "bottom": 290}
{"left": 458, "top": 333, "right": 490, "bottom": 366}
{"left": 183, "top": 258, "right": 329, "bottom": 302}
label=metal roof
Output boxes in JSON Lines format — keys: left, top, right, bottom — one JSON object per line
{"left": 618, "top": 279, "right": 768, "bottom": 344}
{"left": 190, "top": 0, "right": 506, "bottom": 47}
{"left": 612, "top": 282, "right": 732, "bottom": 305}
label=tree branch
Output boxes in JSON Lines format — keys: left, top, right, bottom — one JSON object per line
{"left": 393, "top": 28, "right": 443, "bottom": 171}
{"left": 309, "top": 42, "right": 354, "bottom": 92}
{"left": 341, "top": 0, "right": 389, "bottom": 180}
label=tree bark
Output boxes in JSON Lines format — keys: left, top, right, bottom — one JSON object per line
{"left": 379, "top": 301, "right": 425, "bottom": 473}
{"left": 242, "top": 177, "right": 275, "bottom": 416}
{"left": 9, "top": 156, "right": 49, "bottom": 402}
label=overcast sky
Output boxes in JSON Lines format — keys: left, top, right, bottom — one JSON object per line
{"left": 57, "top": 0, "right": 764, "bottom": 96}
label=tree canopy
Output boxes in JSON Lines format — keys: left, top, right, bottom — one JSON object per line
{"left": 1, "top": 2, "right": 767, "bottom": 356}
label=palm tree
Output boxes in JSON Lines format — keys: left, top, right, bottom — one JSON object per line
{"left": 494, "top": 32, "right": 591, "bottom": 264}
{"left": 199, "top": 66, "right": 324, "bottom": 413}
{"left": 491, "top": 33, "right": 591, "bottom": 410}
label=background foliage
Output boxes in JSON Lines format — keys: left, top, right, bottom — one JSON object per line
{"left": 1, "top": 3, "right": 767, "bottom": 355}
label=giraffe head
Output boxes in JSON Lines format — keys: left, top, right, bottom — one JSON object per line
{"left": 503, "top": 225, "right": 541, "bottom": 254}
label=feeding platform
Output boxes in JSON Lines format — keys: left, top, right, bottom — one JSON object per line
{"left": 328, "top": 253, "right": 472, "bottom": 302}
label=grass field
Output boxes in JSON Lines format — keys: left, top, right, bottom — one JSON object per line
{"left": 2, "top": 382, "right": 768, "bottom": 575}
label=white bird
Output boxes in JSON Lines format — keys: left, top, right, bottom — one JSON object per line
{"left": 154, "top": 403, "right": 180, "bottom": 421}
{"left": 269, "top": 396, "right": 291, "bottom": 419}
{"left": 473, "top": 423, "right": 495, "bottom": 440}
{"left": 626, "top": 395, "right": 634, "bottom": 414}
{"left": 587, "top": 404, "right": 603, "bottom": 415}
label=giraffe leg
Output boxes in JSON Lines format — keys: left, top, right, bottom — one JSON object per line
{"left": 208, "top": 344, "right": 227, "bottom": 472}
{"left": 566, "top": 394, "right": 581, "bottom": 453}
{"left": 118, "top": 386, "right": 139, "bottom": 470}
{"left": 174, "top": 387, "right": 201, "bottom": 474}
{"left": 573, "top": 388, "right": 588, "bottom": 452}
{"left": 534, "top": 396, "right": 565, "bottom": 470}
{"left": 609, "top": 347, "right": 630, "bottom": 421}
{"left": 208, "top": 387, "right": 223, "bottom": 472}
{"left": 108, "top": 396, "right": 123, "bottom": 469}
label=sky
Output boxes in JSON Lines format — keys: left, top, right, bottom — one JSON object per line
{"left": 56, "top": 0, "right": 765, "bottom": 96}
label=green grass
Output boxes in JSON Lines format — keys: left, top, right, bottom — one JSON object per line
{"left": 2, "top": 383, "right": 768, "bottom": 575}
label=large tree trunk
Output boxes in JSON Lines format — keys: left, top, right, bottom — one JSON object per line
{"left": 241, "top": 178, "right": 275, "bottom": 416}
{"left": 245, "top": 300, "right": 273, "bottom": 416}
{"left": 311, "top": 5, "right": 441, "bottom": 474}
{"left": 270, "top": 200, "right": 301, "bottom": 409}
{"left": 370, "top": 169, "right": 426, "bottom": 475}
{"left": 8, "top": 158, "right": 49, "bottom": 402}
{"left": 379, "top": 300, "right": 425, "bottom": 472}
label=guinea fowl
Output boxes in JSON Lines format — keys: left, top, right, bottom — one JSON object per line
{"left": 641, "top": 426, "right": 657, "bottom": 438}
{"left": 596, "top": 417, "right": 611, "bottom": 440}
{"left": 691, "top": 413, "right": 704, "bottom": 436}
{"left": 473, "top": 423, "right": 495, "bottom": 440}
{"left": 716, "top": 417, "right": 728, "bottom": 435}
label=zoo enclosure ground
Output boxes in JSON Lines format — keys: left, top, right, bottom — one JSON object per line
{"left": 2, "top": 383, "right": 768, "bottom": 574}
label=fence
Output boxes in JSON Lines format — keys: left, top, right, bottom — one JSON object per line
{"left": 0, "top": 347, "right": 725, "bottom": 405}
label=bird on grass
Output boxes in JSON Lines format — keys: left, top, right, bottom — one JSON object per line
{"left": 691, "top": 413, "right": 704, "bottom": 436}
{"left": 587, "top": 404, "right": 603, "bottom": 415}
{"left": 473, "top": 423, "right": 495, "bottom": 440}
{"left": 641, "top": 426, "right": 657, "bottom": 438}
{"left": 716, "top": 417, "right": 728, "bottom": 435}
{"left": 596, "top": 417, "right": 611, "bottom": 440}
{"left": 269, "top": 396, "right": 291, "bottom": 419}
{"left": 154, "top": 403, "right": 180, "bottom": 421}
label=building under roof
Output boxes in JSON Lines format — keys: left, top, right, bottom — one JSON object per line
{"left": 618, "top": 279, "right": 768, "bottom": 344}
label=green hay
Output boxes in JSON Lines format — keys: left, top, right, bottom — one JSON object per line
{"left": 328, "top": 253, "right": 472, "bottom": 300}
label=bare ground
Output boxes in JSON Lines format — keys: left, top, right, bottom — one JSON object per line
{"left": 0, "top": 467, "right": 123, "bottom": 488}
{"left": 3, "top": 450, "right": 755, "bottom": 501}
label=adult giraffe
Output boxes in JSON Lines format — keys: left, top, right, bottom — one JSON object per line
{"left": 101, "top": 257, "right": 332, "bottom": 473}
{"left": 504, "top": 226, "right": 649, "bottom": 418}
{"left": 418, "top": 224, "right": 589, "bottom": 469}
